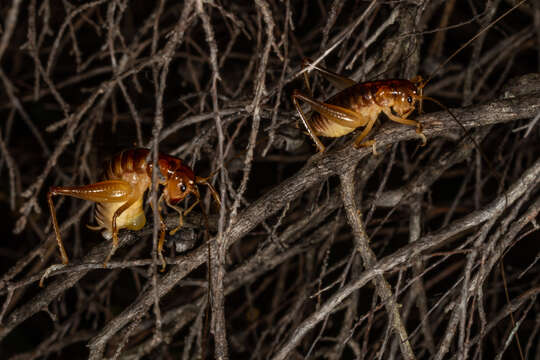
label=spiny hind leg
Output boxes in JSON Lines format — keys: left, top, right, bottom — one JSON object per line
{"left": 302, "top": 58, "right": 356, "bottom": 92}
{"left": 292, "top": 90, "right": 326, "bottom": 152}
{"left": 382, "top": 108, "right": 427, "bottom": 146}
{"left": 47, "top": 180, "right": 133, "bottom": 265}
{"left": 47, "top": 191, "right": 70, "bottom": 265}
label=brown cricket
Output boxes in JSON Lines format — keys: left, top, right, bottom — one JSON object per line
{"left": 47, "top": 148, "right": 220, "bottom": 271}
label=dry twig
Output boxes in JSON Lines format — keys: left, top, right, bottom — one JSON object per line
{"left": 0, "top": 1, "right": 538, "bottom": 358}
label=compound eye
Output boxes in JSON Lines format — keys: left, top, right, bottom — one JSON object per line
{"left": 180, "top": 184, "right": 187, "bottom": 192}
{"left": 407, "top": 96, "right": 413, "bottom": 104}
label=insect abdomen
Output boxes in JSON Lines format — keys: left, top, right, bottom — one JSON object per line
{"left": 310, "top": 83, "right": 378, "bottom": 138}
{"left": 92, "top": 149, "right": 151, "bottom": 238}
{"left": 310, "top": 115, "right": 356, "bottom": 137}
{"left": 106, "top": 148, "right": 150, "bottom": 180}
{"left": 95, "top": 198, "right": 146, "bottom": 239}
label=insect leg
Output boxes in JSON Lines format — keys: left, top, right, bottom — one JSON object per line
{"left": 381, "top": 108, "right": 427, "bottom": 146}
{"left": 165, "top": 197, "right": 185, "bottom": 236}
{"left": 150, "top": 193, "right": 168, "bottom": 271}
{"left": 47, "top": 191, "right": 69, "bottom": 265}
{"left": 292, "top": 90, "right": 326, "bottom": 152}
{"left": 352, "top": 115, "right": 378, "bottom": 149}
{"left": 106, "top": 195, "right": 138, "bottom": 267}
{"left": 183, "top": 199, "right": 200, "bottom": 218}
{"left": 47, "top": 180, "right": 132, "bottom": 265}
{"left": 302, "top": 58, "right": 356, "bottom": 91}
{"left": 196, "top": 176, "right": 221, "bottom": 208}
{"left": 293, "top": 90, "right": 366, "bottom": 152}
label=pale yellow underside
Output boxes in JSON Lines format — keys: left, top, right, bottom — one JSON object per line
{"left": 317, "top": 122, "right": 356, "bottom": 138}
{"left": 94, "top": 198, "right": 146, "bottom": 240}
{"left": 314, "top": 104, "right": 380, "bottom": 138}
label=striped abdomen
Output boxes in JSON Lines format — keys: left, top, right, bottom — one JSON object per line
{"left": 105, "top": 148, "right": 151, "bottom": 181}
{"left": 309, "top": 81, "right": 388, "bottom": 138}
{"left": 93, "top": 149, "right": 152, "bottom": 238}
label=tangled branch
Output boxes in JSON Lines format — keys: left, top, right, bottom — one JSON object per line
{"left": 0, "top": 1, "right": 538, "bottom": 359}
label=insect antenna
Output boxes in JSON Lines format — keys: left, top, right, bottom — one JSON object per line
{"left": 417, "top": 94, "right": 508, "bottom": 206}
{"left": 196, "top": 175, "right": 221, "bottom": 209}
{"left": 418, "top": 95, "right": 484, "bottom": 156}
{"left": 411, "top": 0, "right": 528, "bottom": 205}
{"left": 422, "top": 0, "right": 528, "bottom": 88}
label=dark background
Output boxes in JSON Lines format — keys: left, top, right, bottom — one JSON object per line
{"left": 0, "top": 0, "right": 538, "bottom": 359}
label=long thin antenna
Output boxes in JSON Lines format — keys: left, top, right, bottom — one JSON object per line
{"left": 420, "top": 95, "right": 508, "bottom": 207}
{"left": 422, "top": 0, "right": 528, "bottom": 87}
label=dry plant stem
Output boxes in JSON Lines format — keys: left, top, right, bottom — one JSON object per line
{"left": 413, "top": 187, "right": 537, "bottom": 358}
{"left": 321, "top": 0, "right": 346, "bottom": 50}
{"left": 15, "top": 1, "right": 200, "bottom": 235}
{"left": 427, "top": 0, "right": 456, "bottom": 59}
{"left": 494, "top": 297, "right": 534, "bottom": 360}
{"left": 0, "top": 231, "right": 137, "bottom": 341}
{"left": 300, "top": 0, "right": 379, "bottom": 83}
{"left": 0, "top": 69, "right": 54, "bottom": 165}
{"left": 397, "top": 3, "right": 422, "bottom": 78}
{"left": 365, "top": 144, "right": 397, "bottom": 224}
{"left": 149, "top": 0, "right": 196, "bottom": 351}
{"left": 128, "top": 217, "right": 336, "bottom": 358}
{"left": 146, "top": 0, "right": 179, "bottom": 350}
{"left": 328, "top": 258, "right": 360, "bottom": 360}
{"left": 463, "top": 0, "right": 499, "bottom": 106}
{"left": 339, "top": 166, "right": 416, "bottom": 360}
{"left": 0, "top": 0, "right": 23, "bottom": 63}
{"left": 271, "top": 157, "right": 539, "bottom": 360}
{"left": 182, "top": 305, "right": 206, "bottom": 360}
{"left": 230, "top": 0, "right": 276, "bottom": 220}
{"left": 409, "top": 196, "right": 436, "bottom": 354}
{"left": 122, "top": 221, "right": 331, "bottom": 358}
{"left": 9, "top": 331, "right": 94, "bottom": 360}
{"left": 0, "top": 94, "right": 534, "bottom": 354}
{"left": 195, "top": 0, "right": 228, "bottom": 357}
{"left": 442, "top": 217, "right": 498, "bottom": 360}
{"left": 1, "top": 201, "right": 93, "bottom": 292}
{"left": 374, "top": 127, "right": 491, "bottom": 208}
{"left": 0, "top": 131, "right": 17, "bottom": 211}
{"left": 460, "top": 286, "right": 540, "bottom": 358}
{"left": 2, "top": 5, "right": 538, "bottom": 353}
{"left": 305, "top": 213, "right": 342, "bottom": 358}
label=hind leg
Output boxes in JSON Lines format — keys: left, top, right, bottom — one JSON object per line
{"left": 302, "top": 58, "right": 356, "bottom": 93}
{"left": 292, "top": 91, "right": 367, "bottom": 153}
{"left": 47, "top": 180, "right": 133, "bottom": 264}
